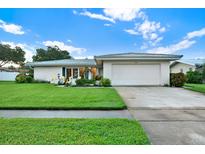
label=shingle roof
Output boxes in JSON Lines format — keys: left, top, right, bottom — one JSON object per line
{"left": 25, "top": 59, "right": 96, "bottom": 67}
{"left": 95, "top": 52, "right": 183, "bottom": 60}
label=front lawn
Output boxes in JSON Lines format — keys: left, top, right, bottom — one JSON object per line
{"left": 184, "top": 83, "right": 205, "bottom": 94}
{"left": 0, "top": 118, "right": 149, "bottom": 145}
{"left": 0, "top": 82, "right": 126, "bottom": 109}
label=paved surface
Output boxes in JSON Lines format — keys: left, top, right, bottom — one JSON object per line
{"left": 116, "top": 87, "right": 205, "bottom": 109}
{"left": 115, "top": 87, "right": 205, "bottom": 145}
{"left": 0, "top": 110, "right": 133, "bottom": 119}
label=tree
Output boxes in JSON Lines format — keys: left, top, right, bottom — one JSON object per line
{"left": 202, "top": 63, "right": 205, "bottom": 82}
{"left": 32, "top": 46, "right": 71, "bottom": 62}
{"left": 0, "top": 44, "right": 25, "bottom": 67}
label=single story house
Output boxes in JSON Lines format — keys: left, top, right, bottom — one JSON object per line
{"left": 170, "top": 59, "right": 205, "bottom": 74}
{"left": 0, "top": 67, "right": 19, "bottom": 81}
{"left": 26, "top": 52, "right": 182, "bottom": 86}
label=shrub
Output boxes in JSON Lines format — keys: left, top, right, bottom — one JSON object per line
{"left": 16, "top": 74, "right": 34, "bottom": 83}
{"left": 75, "top": 79, "right": 95, "bottom": 86}
{"left": 26, "top": 75, "right": 33, "bottom": 83}
{"left": 170, "top": 73, "right": 186, "bottom": 87}
{"left": 186, "top": 71, "right": 202, "bottom": 84}
{"left": 15, "top": 74, "right": 27, "bottom": 83}
{"left": 100, "top": 78, "right": 111, "bottom": 87}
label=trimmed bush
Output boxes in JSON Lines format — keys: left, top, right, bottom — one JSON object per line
{"left": 26, "top": 76, "right": 33, "bottom": 83}
{"left": 100, "top": 78, "right": 111, "bottom": 87}
{"left": 186, "top": 71, "right": 202, "bottom": 84}
{"left": 15, "top": 74, "right": 27, "bottom": 83}
{"left": 170, "top": 73, "right": 186, "bottom": 87}
{"left": 15, "top": 74, "right": 34, "bottom": 83}
{"left": 75, "top": 79, "right": 95, "bottom": 86}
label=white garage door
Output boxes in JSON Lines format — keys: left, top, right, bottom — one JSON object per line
{"left": 112, "top": 64, "right": 161, "bottom": 85}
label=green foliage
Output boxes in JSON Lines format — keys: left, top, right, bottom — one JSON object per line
{"left": 75, "top": 79, "right": 95, "bottom": 86}
{"left": 186, "top": 71, "right": 202, "bottom": 84}
{"left": 15, "top": 74, "right": 27, "bottom": 83}
{"left": 0, "top": 82, "right": 126, "bottom": 109}
{"left": 25, "top": 76, "right": 33, "bottom": 83}
{"left": 0, "top": 44, "right": 25, "bottom": 67}
{"left": 100, "top": 78, "right": 111, "bottom": 87}
{"left": 15, "top": 74, "right": 33, "bottom": 83}
{"left": 170, "top": 73, "right": 186, "bottom": 87}
{"left": 202, "top": 63, "right": 205, "bottom": 81}
{"left": 32, "top": 46, "right": 71, "bottom": 62}
{"left": 0, "top": 118, "right": 150, "bottom": 145}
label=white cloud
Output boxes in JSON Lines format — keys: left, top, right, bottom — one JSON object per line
{"left": 43, "top": 41, "right": 86, "bottom": 55}
{"left": 104, "top": 23, "right": 112, "bottom": 27}
{"left": 0, "top": 19, "right": 25, "bottom": 35}
{"left": 147, "top": 39, "right": 196, "bottom": 54}
{"left": 79, "top": 11, "right": 115, "bottom": 23}
{"left": 124, "top": 29, "right": 138, "bottom": 35}
{"left": 125, "top": 19, "right": 166, "bottom": 47}
{"left": 74, "top": 56, "right": 94, "bottom": 59}
{"left": 1, "top": 41, "right": 34, "bottom": 62}
{"left": 185, "top": 27, "right": 205, "bottom": 39}
{"left": 67, "top": 39, "right": 72, "bottom": 43}
{"left": 103, "top": 8, "right": 145, "bottom": 21}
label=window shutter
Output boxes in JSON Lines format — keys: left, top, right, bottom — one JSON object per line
{"left": 62, "top": 67, "right": 65, "bottom": 76}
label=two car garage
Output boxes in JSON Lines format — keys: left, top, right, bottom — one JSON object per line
{"left": 95, "top": 53, "right": 182, "bottom": 86}
{"left": 111, "top": 64, "right": 161, "bottom": 86}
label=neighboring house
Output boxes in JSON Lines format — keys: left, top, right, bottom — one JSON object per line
{"left": 26, "top": 53, "right": 182, "bottom": 86}
{"left": 170, "top": 59, "right": 205, "bottom": 74}
{"left": 0, "top": 67, "right": 19, "bottom": 81}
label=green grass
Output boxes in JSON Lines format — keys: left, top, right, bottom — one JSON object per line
{"left": 0, "top": 118, "right": 150, "bottom": 145}
{"left": 0, "top": 82, "right": 126, "bottom": 110}
{"left": 184, "top": 83, "right": 205, "bottom": 94}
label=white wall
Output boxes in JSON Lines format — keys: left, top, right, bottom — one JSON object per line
{"left": 171, "top": 63, "right": 195, "bottom": 73}
{"left": 34, "top": 67, "right": 62, "bottom": 81}
{"left": 103, "top": 60, "right": 170, "bottom": 86}
{"left": 0, "top": 71, "right": 19, "bottom": 81}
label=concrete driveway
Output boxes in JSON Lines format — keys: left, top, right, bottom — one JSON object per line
{"left": 115, "top": 87, "right": 205, "bottom": 145}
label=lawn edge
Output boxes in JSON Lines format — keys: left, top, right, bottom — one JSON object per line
{"left": 0, "top": 106, "right": 127, "bottom": 110}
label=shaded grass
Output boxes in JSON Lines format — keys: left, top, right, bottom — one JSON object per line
{"left": 0, "top": 82, "right": 126, "bottom": 110}
{"left": 184, "top": 83, "right": 205, "bottom": 94}
{"left": 0, "top": 118, "right": 150, "bottom": 145}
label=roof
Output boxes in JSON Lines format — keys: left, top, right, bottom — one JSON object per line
{"left": 0, "top": 67, "right": 19, "bottom": 72}
{"left": 95, "top": 52, "right": 183, "bottom": 61}
{"left": 25, "top": 59, "right": 96, "bottom": 67}
{"left": 170, "top": 59, "right": 205, "bottom": 67}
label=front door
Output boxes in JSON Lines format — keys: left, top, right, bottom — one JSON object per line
{"left": 67, "top": 68, "right": 72, "bottom": 80}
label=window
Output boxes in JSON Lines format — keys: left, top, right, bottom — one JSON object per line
{"left": 73, "top": 68, "right": 78, "bottom": 78}
{"left": 180, "top": 68, "right": 183, "bottom": 73}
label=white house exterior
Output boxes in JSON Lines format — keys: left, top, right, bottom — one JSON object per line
{"left": 95, "top": 53, "right": 182, "bottom": 86}
{"left": 170, "top": 61, "right": 195, "bottom": 74}
{"left": 26, "top": 52, "right": 182, "bottom": 86}
{"left": 170, "top": 59, "right": 205, "bottom": 74}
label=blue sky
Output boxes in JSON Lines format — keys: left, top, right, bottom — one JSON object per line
{"left": 0, "top": 8, "right": 205, "bottom": 62}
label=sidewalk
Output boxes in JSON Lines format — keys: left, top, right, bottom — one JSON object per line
{"left": 0, "top": 110, "right": 133, "bottom": 119}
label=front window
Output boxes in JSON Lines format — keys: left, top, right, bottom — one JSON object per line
{"left": 73, "top": 68, "right": 78, "bottom": 78}
{"left": 180, "top": 68, "right": 183, "bottom": 73}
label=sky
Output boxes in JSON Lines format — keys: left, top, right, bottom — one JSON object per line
{"left": 0, "top": 8, "right": 205, "bottom": 62}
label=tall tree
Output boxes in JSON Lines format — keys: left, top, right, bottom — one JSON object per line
{"left": 32, "top": 46, "right": 71, "bottom": 62}
{"left": 0, "top": 44, "right": 25, "bottom": 67}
